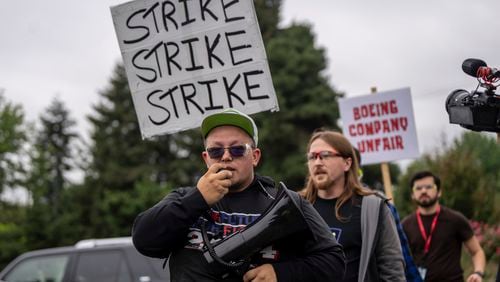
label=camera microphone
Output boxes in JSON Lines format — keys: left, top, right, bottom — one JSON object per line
{"left": 462, "top": 58, "right": 486, "bottom": 77}
{"left": 462, "top": 58, "right": 500, "bottom": 80}
{"left": 448, "top": 58, "right": 500, "bottom": 133}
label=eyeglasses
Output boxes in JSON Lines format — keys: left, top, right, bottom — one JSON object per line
{"left": 412, "top": 184, "right": 437, "bottom": 192}
{"left": 206, "top": 144, "right": 252, "bottom": 159}
{"left": 307, "top": 151, "right": 343, "bottom": 161}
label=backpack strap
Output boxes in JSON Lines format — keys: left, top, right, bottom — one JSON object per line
{"left": 358, "top": 194, "right": 384, "bottom": 281}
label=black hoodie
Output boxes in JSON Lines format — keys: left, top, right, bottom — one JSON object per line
{"left": 132, "top": 175, "right": 345, "bottom": 281}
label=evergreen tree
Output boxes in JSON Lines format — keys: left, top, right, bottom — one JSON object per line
{"left": 359, "top": 163, "right": 401, "bottom": 194}
{"left": 255, "top": 23, "right": 343, "bottom": 189}
{"left": 83, "top": 65, "right": 203, "bottom": 237}
{"left": 0, "top": 92, "right": 27, "bottom": 268}
{"left": 0, "top": 201, "right": 27, "bottom": 269}
{"left": 0, "top": 92, "right": 26, "bottom": 195}
{"left": 254, "top": 0, "right": 281, "bottom": 42}
{"left": 24, "top": 98, "right": 78, "bottom": 249}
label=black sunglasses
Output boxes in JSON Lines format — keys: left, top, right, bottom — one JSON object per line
{"left": 206, "top": 144, "right": 252, "bottom": 159}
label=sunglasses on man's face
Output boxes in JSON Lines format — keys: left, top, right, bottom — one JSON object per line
{"left": 206, "top": 144, "right": 252, "bottom": 159}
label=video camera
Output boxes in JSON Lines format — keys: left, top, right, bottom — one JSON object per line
{"left": 445, "top": 58, "right": 500, "bottom": 132}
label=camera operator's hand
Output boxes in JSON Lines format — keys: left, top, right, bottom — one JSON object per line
{"left": 197, "top": 163, "right": 232, "bottom": 206}
{"left": 243, "top": 264, "right": 277, "bottom": 282}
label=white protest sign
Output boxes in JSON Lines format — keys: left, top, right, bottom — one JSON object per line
{"left": 111, "top": 0, "right": 279, "bottom": 139}
{"left": 338, "top": 87, "right": 419, "bottom": 165}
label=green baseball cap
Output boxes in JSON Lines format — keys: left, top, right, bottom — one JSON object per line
{"left": 201, "top": 108, "right": 258, "bottom": 146}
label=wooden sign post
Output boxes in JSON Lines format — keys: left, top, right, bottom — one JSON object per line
{"left": 370, "top": 87, "right": 394, "bottom": 203}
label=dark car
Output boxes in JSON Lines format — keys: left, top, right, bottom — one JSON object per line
{"left": 0, "top": 237, "right": 169, "bottom": 282}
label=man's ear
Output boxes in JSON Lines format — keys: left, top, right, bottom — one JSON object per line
{"left": 201, "top": 151, "right": 210, "bottom": 168}
{"left": 252, "top": 148, "right": 261, "bottom": 167}
{"left": 344, "top": 157, "right": 352, "bottom": 172}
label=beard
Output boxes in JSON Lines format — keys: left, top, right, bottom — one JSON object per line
{"left": 312, "top": 174, "right": 335, "bottom": 191}
{"left": 416, "top": 194, "right": 439, "bottom": 208}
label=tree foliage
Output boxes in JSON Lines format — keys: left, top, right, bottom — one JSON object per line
{"left": 0, "top": 93, "right": 28, "bottom": 269}
{"left": 0, "top": 93, "right": 26, "bottom": 194}
{"left": 23, "top": 98, "right": 78, "bottom": 250}
{"left": 254, "top": 0, "right": 281, "bottom": 42}
{"left": 360, "top": 163, "right": 401, "bottom": 194}
{"left": 81, "top": 65, "right": 202, "bottom": 237}
{"left": 255, "top": 23, "right": 342, "bottom": 189}
{"left": 0, "top": 202, "right": 27, "bottom": 270}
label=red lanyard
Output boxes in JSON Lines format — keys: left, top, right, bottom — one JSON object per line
{"left": 416, "top": 205, "right": 441, "bottom": 254}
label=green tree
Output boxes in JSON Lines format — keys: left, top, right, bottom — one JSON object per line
{"left": 0, "top": 92, "right": 27, "bottom": 268}
{"left": 0, "top": 92, "right": 27, "bottom": 195}
{"left": 82, "top": 65, "right": 202, "bottom": 238}
{"left": 24, "top": 98, "right": 78, "bottom": 249}
{"left": 360, "top": 163, "right": 401, "bottom": 194}
{"left": 395, "top": 131, "right": 499, "bottom": 224}
{"left": 0, "top": 202, "right": 27, "bottom": 269}
{"left": 254, "top": 0, "right": 281, "bottom": 42}
{"left": 255, "top": 23, "right": 343, "bottom": 189}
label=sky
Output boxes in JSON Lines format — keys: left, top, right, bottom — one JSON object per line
{"left": 1, "top": 0, "right": 499, "bottom": 166}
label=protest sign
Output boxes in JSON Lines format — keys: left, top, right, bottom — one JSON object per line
{"left": 339, "top": 87, "right": 419, "bottom": 164}
{"left": 111, "top": 0, "right": 278, "bottom": 138}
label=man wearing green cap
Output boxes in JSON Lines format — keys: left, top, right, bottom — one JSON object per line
{"left": 132, "top": 108, "right": 345, "bottom": 282}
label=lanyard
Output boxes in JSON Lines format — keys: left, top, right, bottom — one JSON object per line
{"left": 416, "top": 206, "right": 441, "bottom": 254}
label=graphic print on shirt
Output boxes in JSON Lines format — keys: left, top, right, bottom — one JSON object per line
{"left": 185, "top": 209, "right": 281, "bottom": 260}
{"left": 185, "top": 209, "right": 262, "bottom": 250}
{"left": 330, "top": 227, "right": 342, "bottom": 242}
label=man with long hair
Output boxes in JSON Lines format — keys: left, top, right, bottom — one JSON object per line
{"left": 301, "top": 130, "right": 405, "bottom": 281}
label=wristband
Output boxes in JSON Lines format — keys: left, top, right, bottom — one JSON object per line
{"left": 473, "top": 271, "right": 484, "bottom": 278}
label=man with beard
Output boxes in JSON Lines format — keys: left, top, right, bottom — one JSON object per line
{"left": 402, "top": 171, "right": 486, "bottom": 282}
{"left": 301, "top": 130, "right": 405, "bottom": 281}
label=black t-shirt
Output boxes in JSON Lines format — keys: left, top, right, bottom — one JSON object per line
{"left": 314, "top": 195, "right": 362, "bottom": 282}
{"left": 402, "top": 206, "right": 474, "bottom": 282}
